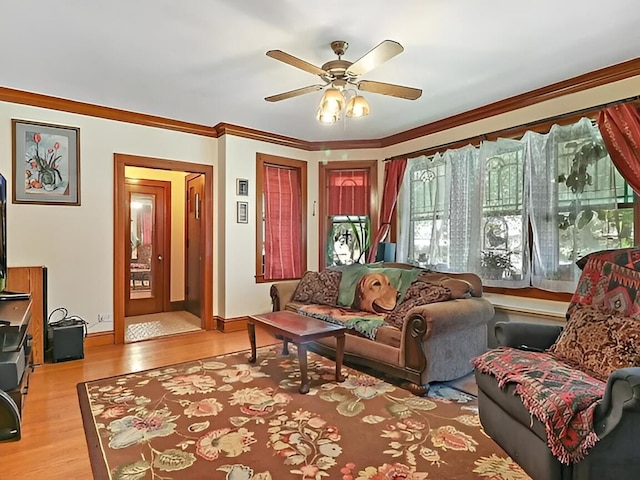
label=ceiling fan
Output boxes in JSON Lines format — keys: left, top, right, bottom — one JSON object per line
{"left": 265, "top": 40, "right": 422, "bottom": 123}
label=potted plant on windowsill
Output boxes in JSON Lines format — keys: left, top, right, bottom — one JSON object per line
{"left": 481, "top": 250, "right": 514, "bottom": 280}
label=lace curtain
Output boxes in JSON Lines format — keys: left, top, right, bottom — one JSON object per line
{"left": 397, "top": 116, "right": 624, "bottom": 292}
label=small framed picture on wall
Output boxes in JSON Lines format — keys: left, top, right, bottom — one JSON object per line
{"left": 237, "top": 201, "right": 248, "bottom": 223}
{"left": 236, "top": 178, "right": 249, "bottom": 196}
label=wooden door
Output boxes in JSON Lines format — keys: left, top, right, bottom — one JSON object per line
{"left": 185, "top": 174, "right": 203, "bottom": 317}
{"left": 125, "top": 179, "right": 171, "bottom": 317}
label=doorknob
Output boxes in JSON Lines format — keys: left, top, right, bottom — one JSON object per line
{"left": 158, "top": 255, "right": 163, "bottom": 261}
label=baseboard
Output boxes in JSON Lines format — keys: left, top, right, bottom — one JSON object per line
{"left": 170, "top": 300, "right": 185, "bottom": 311}
{"left": 85, "top": 331, "right": 114, "bottom": 348}
{"left": 215, "top": 316, "right": 249, "bottom": 333}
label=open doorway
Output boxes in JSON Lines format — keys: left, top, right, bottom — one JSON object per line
{"left": 114, "top": 154, "right": 213, "bottom": 344}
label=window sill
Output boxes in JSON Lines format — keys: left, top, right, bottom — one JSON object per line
{"left": 483, "top": 292, "right": 568, "bottom": 321}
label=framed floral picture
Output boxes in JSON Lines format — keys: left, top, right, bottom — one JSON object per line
{"left": 12, "top": 119, "right": 81, "bottom": 205}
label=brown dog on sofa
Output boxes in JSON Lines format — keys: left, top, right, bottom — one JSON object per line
{"left": 354, "top": 273, "right": 399, "bottom": 314}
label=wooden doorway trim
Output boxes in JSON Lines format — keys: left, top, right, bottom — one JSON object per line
{"left": 114, "top": 154, "right": 214, "bottom": 345}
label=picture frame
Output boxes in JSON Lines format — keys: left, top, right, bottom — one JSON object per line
{"left": 237, "top": 201, "right": 248, "bottom": 224}
{"left": 236, "top": 178, "right": 249, "bottom": 196}
{"left": 12, "top": 119, "right": 81, "bottom": 205}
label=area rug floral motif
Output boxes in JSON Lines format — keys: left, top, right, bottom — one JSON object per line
{"left": 77, "top": 345, "right": 529, "bottom": 480}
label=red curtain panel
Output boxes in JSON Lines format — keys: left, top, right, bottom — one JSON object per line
{"left": 367, "top": 158, "right": 407, "bottom": 263}
{"left": 263, "top": 164, "right": 302, "bottom": 280}
{"left": 327, "top": 169, "right": 370, "bottom": 216}
{"left": 597, "top": 103, "right": 640, "bottom": 195}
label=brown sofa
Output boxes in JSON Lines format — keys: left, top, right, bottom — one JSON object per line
{"left": 474, "top": 247, "right": 640, "bottom": 480}
{"left": 270, "top": 262, "right": 495, "bottom": 395}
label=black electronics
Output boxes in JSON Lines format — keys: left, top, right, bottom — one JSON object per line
{"left": 375, "top": 242, "right": 396, "bottom": 262}
{"left": 0, "top": 390, "right": 20, "bottom": 442}
{"left": 47, "top": 307, "right": 87, "bottom": 363}
{"left": 0, "top": 347, "right": 25, "bottom": 391}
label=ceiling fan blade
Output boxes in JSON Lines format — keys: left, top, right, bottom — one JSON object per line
{"left": 347, "top": 40, "right": 404, "bottom": 76}
{"left": 358, "top": 80, "right": 422, "bottom": 100}
{"left": 266, "top": 50, "right": 327, "bottom": 76}
{"left": 265, "top": 84, "right": 325, "bottom": 102}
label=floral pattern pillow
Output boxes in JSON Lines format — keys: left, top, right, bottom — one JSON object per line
{"left": 548, "top": 304, "right": 640, "bottom": 381}
{"left": 291, "top": 270, "right": 342, "bottom": 306}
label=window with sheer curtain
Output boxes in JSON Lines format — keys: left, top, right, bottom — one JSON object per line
{"left": 397, "top": 118, "right": 634, "bottom": 293}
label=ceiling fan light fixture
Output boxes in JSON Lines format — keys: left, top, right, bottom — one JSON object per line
{"left": 316, "top": 105, "right": 339, "bottom": 124}
{"left": 345, "top": 95, "right": 370, "bottom": 118}
{"left": 319, "top": 87, "right": 345, "bottom": 113}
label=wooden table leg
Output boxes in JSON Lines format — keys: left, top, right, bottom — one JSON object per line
{"left": 282, "top": 338, "right": 290, "bottom": 355}
{"left": 247, "top": 322, "right": 257, "bottom": 363}
{"left": 297, "top": 343, "right": 309, "bottom": 394}
{"left": 335, "top": 333, "right": 345, "bottom": 382}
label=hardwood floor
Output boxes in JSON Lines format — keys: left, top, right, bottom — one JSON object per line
{"left": 1, "top": 327, "right": 276, "bottom": 479}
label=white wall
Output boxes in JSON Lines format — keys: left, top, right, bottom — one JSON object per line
{"left": 0, "top": 101, "right": 216, "bottom": 333}
{"left": 1, "top": 73, "right": 638, "bottom": 332}
{"left": 221, "top": 136, "right": 314, "bottom": 318}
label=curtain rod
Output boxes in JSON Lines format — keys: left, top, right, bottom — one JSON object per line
{"left": 384, "top": 94, "right": 640, "bottom": 162}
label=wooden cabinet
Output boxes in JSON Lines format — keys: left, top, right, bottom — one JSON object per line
{"left": 7, "top": 266, "right": 47, "bottom": 365}
{"left": 0, "top": 299, "right": 32, "bottom": 416}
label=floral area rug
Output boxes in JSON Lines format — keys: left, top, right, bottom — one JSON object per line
{"left": 77, "top": 345, "right": 530, "bottom": 480}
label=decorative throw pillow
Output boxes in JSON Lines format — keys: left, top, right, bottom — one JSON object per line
{"left": 417, "top": 271, "right": 480, "bottom": 297}
{"left": 567, "top": 257, "right": 610, "bottom": 318}
{"left": 576, "top": 246, "right": 640, "bottom": 271}
{"left": 598, "top": 261, "right": 640, "bottom": 318}
{"left": 548, "top": 304, "right": 640, "bottom": 381}
{"left": 291, "top": 270, "right": 342, "bottom": 306}
{"left": 385, "top": 281, "right": 452, "bottom": 329}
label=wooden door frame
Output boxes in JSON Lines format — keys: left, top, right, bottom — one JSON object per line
{"left": 114, "top": 154, "right": 214, "bottom": 345}
{"left": 124, "top": 178, "right": 172, "bottom": 316}
{"left": 318, "top": 160, "right": 379, "bottom": 268}
{"left": 185, "top": 173, "right": 204, "bottom": 317}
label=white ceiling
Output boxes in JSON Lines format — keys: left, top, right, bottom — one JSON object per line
{"left": 2, "top": 1, "right": 639, "bottom": 142}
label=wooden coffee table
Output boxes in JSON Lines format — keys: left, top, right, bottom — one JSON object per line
{"left": 248, "top": 310, "right": 346, "bottom": 394}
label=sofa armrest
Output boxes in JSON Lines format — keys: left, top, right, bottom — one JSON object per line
{"left": 399, "top": 298, "right": 495, "bottom": 373}
{"left": 593, "top": 367, "right": 640, "bottom": 438}
{"left": 269, "top": 281, "right": 299, "bottom": 311}
{"left": 494, "top": 321, "right": 563, "bottom": 350}
{"left": 404, "top": 297, "right": 495, "bottom": 337}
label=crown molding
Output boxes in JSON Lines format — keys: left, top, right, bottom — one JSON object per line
{"left": 380, "top": 56, "right": 640, "bottom": 147}
{"left": 213, "top": 123, "right": 307, "bottom": 149}
{"left": 0, "top": 86, "right": 216, "bottom": 137}
{"left": 213, "top": 123, "right": 382, "bottom": 151}
{"left": 3, "top": 57, "right": 639, "bottom": 149}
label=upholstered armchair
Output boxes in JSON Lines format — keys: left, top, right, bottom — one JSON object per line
{"left": 474, "top": 247, "right": 640, "bottom": 480}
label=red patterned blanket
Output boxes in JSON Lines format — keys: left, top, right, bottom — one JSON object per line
{"left": 473, "top": 346, "right": 606, "bottom": 464}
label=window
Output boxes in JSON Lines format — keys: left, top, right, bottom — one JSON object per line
{"left": 399, "top": 117, "right": 635, "bottom": 293}
{"left": 319, "top": 161, "right": 378, "bottom": 268}
{"left": 255, "top": 153, "right": 307, "bottom": 282}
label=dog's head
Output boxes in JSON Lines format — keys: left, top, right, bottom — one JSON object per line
{"left": 355, "top": 273, "right": 399, "bottom": 314}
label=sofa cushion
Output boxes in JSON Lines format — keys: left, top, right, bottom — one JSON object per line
{"left": 548, "top": 304, "right": 640, "bottom": 381}
{"left": 291, "top": 270, "right": 341, "bottom": 306}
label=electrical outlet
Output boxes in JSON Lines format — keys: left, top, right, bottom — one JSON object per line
{"left": 98, "top": 313, "right": 113, "bottom": 323}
